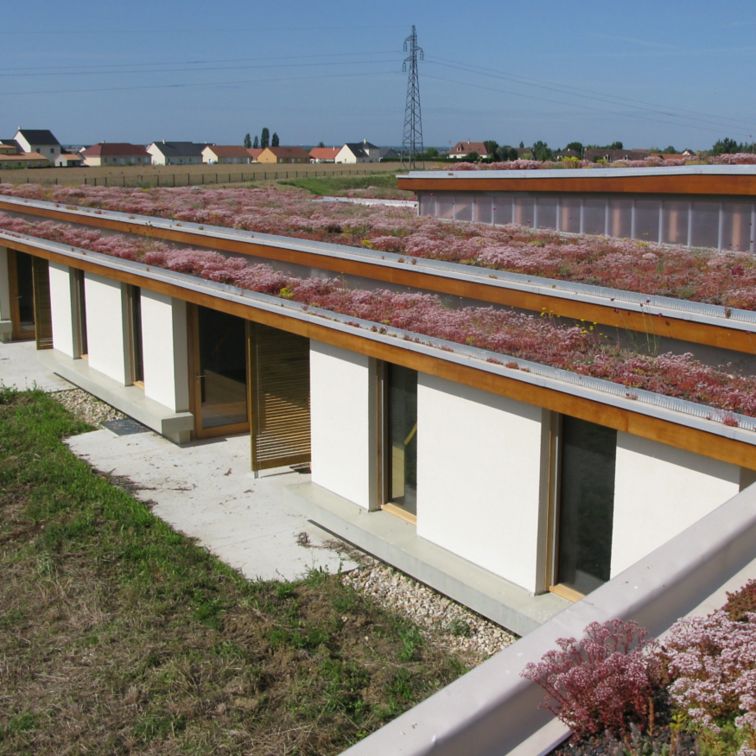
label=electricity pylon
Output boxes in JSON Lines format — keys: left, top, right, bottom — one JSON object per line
{"left": 402, "top": 25, "right": 424, "bottom": 169}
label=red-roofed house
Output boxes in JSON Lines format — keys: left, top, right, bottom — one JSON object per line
{"left": 81, "top": 143, "right": 150, "bottom": 167}
{"left": 257, "top": 146, "right": 309, "bottom": 164}
{"left": 309, "top": 147, "right": 340, "bottom": 164}
{"left": 449, "top": 141, "right": 489, "bottom": 159}
{"left": 202, "top": 145, "right": 252, "bottom": 165}
{"left": 247, "top": 148, "right": 264, "bottom": 162}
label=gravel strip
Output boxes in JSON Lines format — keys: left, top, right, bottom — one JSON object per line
{"left": 50, "top": 388, "right": 125, "bottom": 426}
{"left": 341, "top": 554, "right": 517, "bottom": 665}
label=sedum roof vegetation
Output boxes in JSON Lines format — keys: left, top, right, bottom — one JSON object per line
{"left": 2, "top": 183, "right": 754, "bottom": 309}
{"left": 0, "top": 184, "right": 753, "bottom": 422}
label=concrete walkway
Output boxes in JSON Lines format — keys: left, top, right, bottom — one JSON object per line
{"left": 0, "top": 340, "right": 354, "bottom": 581}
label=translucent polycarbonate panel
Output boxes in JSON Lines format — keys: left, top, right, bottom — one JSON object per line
{"left": 418, "top": 193, "right": 435, "bottom": 217}
{"left": 557, "top": 417, "right": 617, "bottom": 595}
{"left": 492, "top": 193, "right": 514, "bottom": 225}
{"left": 634, "top": 199, "right": 661, "bottom": 241}
{"left": 535, "top": 196, "right": 557, "bottom": 230}
{"left": 437, "top": 195, "right": 455, "bottom": 220}
{"left": 608, "top": 197, "right": 632, "bottom": 238}
{"left": 513, "top": 195, "right": 534, "bottom": 227}
{"left": 662, "top": 200, "right": 689, "bottom": 245}
{"left": 559, "top": 197, "right": 581, "bottom": 233}
{"left": 690, "top": 202, "right": 720, "bottom": 249}
{"left": 474, "top": 193, "right": 493, "bottom": 224}
{"left": 720, "top": 200, "right": 753, "bottom": 252}
{"left": 583, "top": 198, "right": 607, "bottom": 236}
{"left": 454, "top": 193, "right": 473, "bottom": 222}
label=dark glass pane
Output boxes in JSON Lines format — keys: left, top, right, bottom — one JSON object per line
{"left": 198, "top": 307, "right": 247, "bottom": 429}
{"left": 130, "top": 286, "right": 144, "bottom": 383}
{"left": 388, "top": 365, "right": 417, "bottom": 515}
{"left": 558, "top": 417, "right": 616, "bottom": 594}
{"left": 16, "top": 252, "right": 34, "bottom": 326}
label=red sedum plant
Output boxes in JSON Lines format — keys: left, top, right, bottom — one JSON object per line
{"left": 522, "top": 619, "right": 654, "bottom": 740}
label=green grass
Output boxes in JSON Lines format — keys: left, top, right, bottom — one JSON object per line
{"left": 279, "top": 172, "right": 412, "bottom": 198}
{"left": 0, "top": 387, "right": 467, "bottom": 754}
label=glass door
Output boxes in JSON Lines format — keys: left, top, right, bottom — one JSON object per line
{"left": 8, "top": 251, "right": 35, "bottom": 340}
{"left": 384, "top": 364, "right": 418, "bottom": 519}
{"left": 190, "top": 305, "right": 249, "bottom": 438}
{"left": 554, "top": 416, "right": 617, "bottom": 596}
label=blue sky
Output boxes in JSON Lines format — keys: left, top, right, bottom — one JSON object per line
{"left": 2, "top": 0, "right": 755, "bottom": 150}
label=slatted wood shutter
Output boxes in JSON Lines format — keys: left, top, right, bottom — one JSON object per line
{"left": 250, "top": 323, "right": 311, "bottom": 471}
{"left": 32, "top": 257, "right": 53, "bottom": 349}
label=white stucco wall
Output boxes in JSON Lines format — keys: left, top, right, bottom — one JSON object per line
{"left": 310, "top": 341, "right": 375, "bottom": 510}
{"left": 611, "top": 432, "right": 742, "bottom": 576}
{"left": 140, "top": 290, "right": 189, "bottom": 412}
{"left": 48, "top": 262, "right": 77, "bottom": 358}
{"left": 84, "top": 273, "right": 129, "bottom": 384}
{"left": 416, "top": 375, "right": 548, "bottom": 593}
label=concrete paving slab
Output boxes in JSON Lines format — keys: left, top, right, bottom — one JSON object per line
{"left": 66, "top": 428, "right": 355, "bottom": 581}
{"left": 0, "top": 341, "right": 71, "bottom": 392}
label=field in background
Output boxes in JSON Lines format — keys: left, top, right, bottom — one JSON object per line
{"left": 0, "top": 161, "right": 439, "bottom": 189}
{"left": 0, "top": 388, "right": 466, "bottom": 754}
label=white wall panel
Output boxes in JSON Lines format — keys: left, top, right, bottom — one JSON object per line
{"left": 611, "top": 433, "right": 741, "bottom": 576}
{"left": 48, "top": 262, "right": 76, "bottom": 357}
{"left": 84, "top": 273, "right": 128, "bottom": 384}
{"left": 416, "top": 375, "right": 547, "bottom": 592}
{"left": 310, "top": 341, "right": 374, "bottom": 510}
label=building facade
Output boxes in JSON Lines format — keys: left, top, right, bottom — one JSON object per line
{"left": 0, "top": 175, "right": 753, "bottom": 632}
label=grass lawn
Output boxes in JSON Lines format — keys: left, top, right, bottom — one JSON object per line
{"left": 0, "top": 387, "right": 467, "bottom": 754}
{"left": 279, "top": 173, "right": 414, "bottom": 199}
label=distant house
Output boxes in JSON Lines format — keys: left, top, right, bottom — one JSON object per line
{"left": 335, "top": 140, "right": 383, "bottom": 164}
{"left": 0, "top": 143, "right": 19, "bottom": 155}
{"left": 55, "top": 153, "right": 84, "bottom": 168}
{"left": 247, "top": 148, "right": 264, "bottom": 163}
{"left": 449, "top": 141, "right": 489, "bottom": 160}
{"left": 146, "top": 141, "right": 206, "bottom": 166}
{"left": 0, "top": 151, "right": 49, "bottom": 169}
{"left": 202, "top": 145, "right": 251, "bottom": 165}
{"left": 256, "top": 146, "right": 309, "bottom": 164}
{"left": 14, "top": 128, "right": 61, "bottom": 164}
{"left": 81, "top": 143, "right": 150, "bottom": 167}
{"left": 309, "top": 147, "right": 340, "bottom": 164}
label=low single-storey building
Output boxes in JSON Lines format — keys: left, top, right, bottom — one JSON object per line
{"left": 0, "top": 176, "right": 753, "bottom": 633}
{"left": 147, "top": 141, "right": 206, "bottom": 166}
{"left": 202, "top": 145, "right": 251, "bottom": 165}
{"left": 256, "top": 146, "right": 309, "bottom": 164}
{"left": 81, "top": 143, "right": 150, "bottom": 167}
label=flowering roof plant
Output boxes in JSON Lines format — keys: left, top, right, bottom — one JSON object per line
{"left": 1, "top": 183, "right": 754, "bottom": 310}
{"left": 1, "top": 211, "right": 753, "bottom": 420}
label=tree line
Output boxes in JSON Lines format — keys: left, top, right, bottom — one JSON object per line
{"left": 243, "top": 128, "right": 280, "bottom": 150}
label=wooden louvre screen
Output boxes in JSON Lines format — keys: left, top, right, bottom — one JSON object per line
{"left": 31, "top": 256, "right": 53, "bottom": 349}
{"left": 250, "top": 323, "right": 311, "bottom": 471}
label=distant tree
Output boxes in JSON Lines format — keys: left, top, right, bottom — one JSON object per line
{"left": 271, "top": 132, "right": 280, "bottom": 147}
{"left": 253, "top": 135, "right": 259, "bottom": 149}
{"left": 243, "top": 133, "right": 252, "bottom": 149}
{"left": 532, "top": 140, "right": 553, "bottom": 161}
{"left": 610, "top": 141, "right": 623, "bottom": 150}
{"left": 712, "top": 137, "right": 739, "bottom": 155}
{"left": 484, "top": 140, "right": 499, "bottom": 159}
{"left": 518, "top": 141, "right": 525, "bottom": 149}
{"left": 664, "top": 145, "right": 677, "bottom": 154}
{"left": 317, "top": 141, "right": 325, "bottom": 148}
{"left": 261, "top": 128, "right": 270, "bottom": 149}
{"left": 496, "top": 145, "right": 518, "bottom": 161}
{"left": 565, "top": 141, "right": 584, "bottom": 158}
{"left": 466, "top": 151, "right": 481, "bottom": 162}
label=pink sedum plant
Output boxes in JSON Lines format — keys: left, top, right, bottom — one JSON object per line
{"left": 651, "top": 608, "right": 756, "bottom": 739}
{"left": 0, "top": 211, "right": 754, "bottom": 418}
{"left": 522, "top": 619, "right": 654, "bottom": 740}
